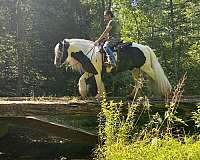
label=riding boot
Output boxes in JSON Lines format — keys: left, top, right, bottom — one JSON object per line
{"left": 106, "top": 55, "right": 116, "bottom": 67}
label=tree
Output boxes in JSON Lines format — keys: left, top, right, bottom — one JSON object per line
{"left": 16, "top": 0, "right": 24, "bottom": 96}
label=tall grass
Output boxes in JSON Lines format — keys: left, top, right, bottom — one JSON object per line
{"left": 97, "top": 136, "right": 200, "bottom": 160}
{"left": 95, "top": 74, "right": 200, "bottom": 160}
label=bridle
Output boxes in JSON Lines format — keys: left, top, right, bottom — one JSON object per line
{"left": 57, "top": 40, "right": 70, "bottom": 67}
{"left": 61, "top": 40, "right": 70, "bottom": 64}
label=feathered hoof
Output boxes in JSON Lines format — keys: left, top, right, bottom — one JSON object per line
{"left": 79, "top": 96, "right": 88, "bottom": 100}
{"left": 126, "top": 95, "right": 134, "bottom": 101}
{"left": 95, "top": 94, "right": 102, "bottom": 100}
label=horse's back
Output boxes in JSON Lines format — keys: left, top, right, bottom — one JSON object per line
{"left": 116, "top": 42, "right": 146, "bottom": 72}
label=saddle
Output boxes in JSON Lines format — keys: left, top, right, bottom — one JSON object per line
{"left": 100, "top": 42, "right": 132, "bottom": 66}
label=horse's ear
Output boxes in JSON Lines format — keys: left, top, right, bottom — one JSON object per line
{"left": 63, "top": 40, "right": 70, "bottom": 50}
{"left": 58, "top": 41, "right": 63, "bottom": 51}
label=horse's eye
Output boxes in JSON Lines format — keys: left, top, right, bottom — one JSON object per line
{"left": 58, "top": 51, "right": 62, "bottom": 55}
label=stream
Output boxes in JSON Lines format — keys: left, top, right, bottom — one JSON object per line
{"left": 0, "top": 115, "right": 98, "bottom": 160}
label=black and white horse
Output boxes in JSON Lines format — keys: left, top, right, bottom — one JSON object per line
{"left": 54, "top": 39, "right": 171, "bottom": 98}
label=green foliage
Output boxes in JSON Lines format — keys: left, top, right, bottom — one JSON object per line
{"left": 192, "top": 105, "right": 200, "bottom": 129}
{"left": 112, "top": 0, "right": 200, "bottom": 93}
{"left": 95, "top": 79, "right": 199, "bottom": 159}
{"left": 180, "top": 43, "right": 200, "bottom": 94}
{"left": 103, "top": 71, "right": 133, "bottom": 97}
{"left": 98, "top": 97, "right": 136, "bottom": 146}
{"left": 0, "top": 0, "right": 91, "bottom": 96}
{"left": 95, "top": 96, "right": 200, "bottom": 160}
{"left": 97, "top": 136, "right": 200, "bottom": 160}
{"left": 0, "top": 0, "right": 199, "bottom": 96}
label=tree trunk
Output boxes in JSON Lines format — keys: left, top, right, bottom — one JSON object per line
{"left": 16, "top": 0, "right": 24, "bottom": 96}
{"left": 108, "top": 0, "right": 112, "bottom": 10}
{"left": 133, "top": 13, "right": 140, "bottom": 43}
{"left": 99, "top": 0, "right": 106, "bottom": 30}
{"left": 169, "top": 0, "right": 178, "bottom": 81}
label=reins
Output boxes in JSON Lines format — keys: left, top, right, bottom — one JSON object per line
{"left": 85, "top": 46, "right": 95, "bottom": 56}
{"left": 86, "top": 46, "right": 96, "bottom": 61}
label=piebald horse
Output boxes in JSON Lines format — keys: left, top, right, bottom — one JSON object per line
{"left": 54, "top": 39, "right": 171, "bottom": 98}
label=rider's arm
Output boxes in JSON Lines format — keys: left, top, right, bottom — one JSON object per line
{"left": 96, "top": 26, "right": 112, "bottom": 43}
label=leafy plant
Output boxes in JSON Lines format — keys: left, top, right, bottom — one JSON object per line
{"left": 192, "top": 105, "right": 200, "bottom": 129}
{"left": 94, "top": 74, "right": 200, "bottom": 160}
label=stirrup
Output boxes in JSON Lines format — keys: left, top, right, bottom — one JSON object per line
{"left": 105, "top": 61, "right": 116, "bottom": 67}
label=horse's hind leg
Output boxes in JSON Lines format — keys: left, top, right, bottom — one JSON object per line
{"left": 78, "top": 72, "right": 93, "bottom": 98}
{"left": 129, "top": 69, "right": 143, "bottom": 100}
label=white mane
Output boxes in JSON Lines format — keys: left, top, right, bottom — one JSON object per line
{"left": 68, "top": 39, "right": 95, "bottom": 53}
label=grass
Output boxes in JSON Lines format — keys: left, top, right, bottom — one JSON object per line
{"left": 96, "top": 135, "right": 200, "bottom": 160}
{"left": 94, "top": 74, "right": 200, "bottom": 160}
{"left": 97, "top": 136, "right": 200, "bottom": 160}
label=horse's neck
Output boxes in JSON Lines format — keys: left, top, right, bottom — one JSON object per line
{"left": 66, "top": 39, "right": 100, "bottom": 73}
{"left": 69, "top": 39, "right": 94, "bottom": 50}
{"left": 69, "top": 39, "right": 97, "bottom": 59}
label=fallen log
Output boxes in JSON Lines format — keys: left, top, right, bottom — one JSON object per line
{"left": 0, "top": 96, "right": 199, "bottom": 117}
{"left": 0, "top": 116, "right": 98, "bottom": 145}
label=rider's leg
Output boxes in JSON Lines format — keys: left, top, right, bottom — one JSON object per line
{"left": 103, "top": 41, "right": 116, "bottom": 66}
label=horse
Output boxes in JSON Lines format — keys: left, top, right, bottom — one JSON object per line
{"left": 54, "top": 38, "right": 171, "bottom": 98}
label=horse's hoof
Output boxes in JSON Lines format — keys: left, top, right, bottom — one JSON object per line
{"left": 79, "top": 96, "right": 88, "bottom": 100}
{"left": 126, "top": 95, "right": 133, "bottom": 101}
{"left": 95, "top": 94, "right": 104, "bottom": 101}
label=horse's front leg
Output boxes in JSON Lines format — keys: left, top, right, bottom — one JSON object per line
{"left": 94, "top": 73, "right": 105, "bottom": 98}
{"left": 129, "top": 69, "right": 143, "bottom": 100}
{"left": 78, "top": 72, "right": 93, "bottom": 98}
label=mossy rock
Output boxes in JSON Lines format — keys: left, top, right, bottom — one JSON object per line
{"left": 0, "top": 123, "right": 8, "bottom": 138}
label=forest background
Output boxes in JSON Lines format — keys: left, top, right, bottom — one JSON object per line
{"left": 0, "top": 0, "right": 199, "bottom": 97}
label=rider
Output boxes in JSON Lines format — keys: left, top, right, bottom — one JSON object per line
{"left": 94, "top": 10, "right": 121, "bottom": 67}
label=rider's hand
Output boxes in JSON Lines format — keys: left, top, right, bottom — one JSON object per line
{"left": 94, "top": 40, "right": 99, "bottom": 46}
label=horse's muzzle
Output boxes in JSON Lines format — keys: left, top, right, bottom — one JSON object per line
{"left": 54, "top": 62, "right": 61, "bottom": 68}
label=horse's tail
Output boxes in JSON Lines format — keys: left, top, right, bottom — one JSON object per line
{"left": 146, "top": 46, "right": 172, "bottom": 96}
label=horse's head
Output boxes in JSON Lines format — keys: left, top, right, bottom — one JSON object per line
{"left": 54, "top": 40, "right": 70, "bottom": 68}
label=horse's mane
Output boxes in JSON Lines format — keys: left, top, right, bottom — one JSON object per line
{"left": 65, "top": 39, "right": 97, "bottom": 74}
{"left": 68, "top": 38, "right": 94, "bottom": 44}
{"left": 68, "top": 39, "right": 94, "bottom": 51}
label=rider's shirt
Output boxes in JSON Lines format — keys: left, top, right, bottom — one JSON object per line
{"left": 106, "top": 19, "right": 121, "bottom": 41}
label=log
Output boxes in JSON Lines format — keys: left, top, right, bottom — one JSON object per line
{"left": 0, "top": 97, "right": 100, "bottom": 116}
{"left": 0, "top": 116, "right": 98, "bottom": 145}
{"left": 0, "top": 96, "right": 199, "bottom": 117}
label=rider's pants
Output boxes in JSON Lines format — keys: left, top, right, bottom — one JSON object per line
{"left": 103, "top": 38, "right": 119, "bottom": 66}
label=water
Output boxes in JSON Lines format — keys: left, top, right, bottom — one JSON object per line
{"left": 0, "top": 115, "right": 98, "bottom": 160}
